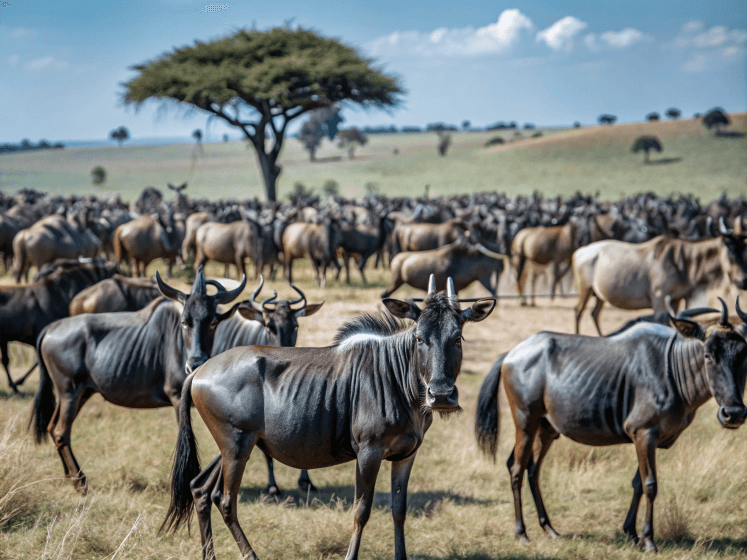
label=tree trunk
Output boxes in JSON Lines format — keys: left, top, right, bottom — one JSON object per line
{"left": 247, "top": 132, "right": 281, "bottom": 202}
{"left": 644, "top": 150, "right": 650, "bottom": 163}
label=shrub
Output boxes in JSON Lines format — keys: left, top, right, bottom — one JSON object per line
{"left": 91, "top": 166, "right": 107, "bottom": 186}
{"left": 483, "top": 136, "right": 505, "bottom": 147}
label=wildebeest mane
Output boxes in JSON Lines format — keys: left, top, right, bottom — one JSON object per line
{"left": 334, "top": 310, "right": 410, "bottom": 345}
{"left": 33, "top": 258, "right": 112, "bottom": 281}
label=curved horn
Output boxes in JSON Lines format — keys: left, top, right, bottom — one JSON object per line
{"left": 736, "top": 296, "right": 747, "bottom": 323}
{"left": 719, "top": 216, "right": 733, "bottom": 236}
{"left": 476, "top": 243, "right": 508, "bottom": 261}
{"left": 156, "top": 271, "right": 186, "bottom": 303}
{"left": 210, "top": 274, "right": 247, "bottom": 304}
{"left": 447, "top": 277, "right": 456, "bottom": 300}
{"left": 191, "top": 264, "right": 206, "bottom": 296}
{"left": 288, "top": 282, "right": 307, "bottom": 307}
{"left": 262, "top": 291, "right": 278, "bottom": 310}
{"left": 427, "top": 274, "right": 436, "bottom": 295}
{"left": 676, "top": 307, "right": 718, "bottom": 319}
{"left": 248, "top": 275, "right": 266, "bottom": 312}
{"left": 718, "top": 297, "right": 728, "bottom": 326}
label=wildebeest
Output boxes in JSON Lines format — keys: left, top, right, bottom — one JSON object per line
{"left": 390, "top": 218, "right": 466, "bottom": 257}
{"left": 381, "top": 238, "right": 506, "bottom": 298}
{"left": 573, "top": 222, "right": 747, "bottom": 334}
{"left": 194, "top": 217, "right": 259, "bottom": 280}
{"left": 475, "top": 298, "right": 747, "bottom": 552}
{"left": 30, "top": 267, "right": 246, "bottom": 493}
{"left": 282, "top": 215, "right": 342, "bottom": 287}
{"left": 181, "top": 211, "right": 215, "bottom": 264}
{"left": 337, "top": 216, "right": 390, "bottom": 284}
{"left": 161, "top": 277, "right": 495, "bottom": 560}
{"left": 68, "top": 275, "right": 161, "bottom": 315}
{"left": 113, "top": 211, "right": 182, "bottom": 277}
{"left": 0, "top": 259, "right": 119, "bottom": 392}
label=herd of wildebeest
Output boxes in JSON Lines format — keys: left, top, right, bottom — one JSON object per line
{"left": 3, "top": 183, "right": 747, "bottom": 558}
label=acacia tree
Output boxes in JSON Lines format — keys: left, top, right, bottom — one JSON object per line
{"left": 122, "top": 28, "right": 403, "bottom": 201}
{"left": 337, "top": 127, "right": 368, "bottom": 158}
{"left": 666, "top": 108, "right": 681, "bottom": 119}
{"left": 702, "top": 108, "right": 730, "bottom": 134}
{"left": 298, "top": 105, "right": 341, "bottom": 161}
{"left": 631, "top": 135, "right": 662, "bottom": 163}
{"left": 110, "top": 126, "right": 129, "bottom": 146}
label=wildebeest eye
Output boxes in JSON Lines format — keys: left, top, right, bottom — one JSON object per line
{"left": 704, "top": 353, "right": 712, "bottom": 361}
{"left": 455, "top": 337, "right": 462, "bottom": 346}
{"left": 181, "top": 321, "right": 187, "bottom": 329}
{"left": 415, "top": 334, "right": 424, "bottom": 344}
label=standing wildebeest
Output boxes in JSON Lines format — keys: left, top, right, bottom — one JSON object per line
{"left": 573, "top": 223, "right": 747, "bottom": 334}
{"left": 475, "top": 298, "right": 747, "bottom": 552}
{"left": 381, "top": 238, "right": 506, "bottom": 298}
{"left": 282, "top": 215, "right": 342, "bottom": 287}
{"left": 30, "top": 267, "right": 246, "bottom": 493}
{"left": 68, "top": 275, "right": 161, "bottom": 315}
{"left": 194, "top": 218, "right": 259, "bottom": 280}
{"left": 113, "top": 211, "right": 183, "bottom": 277}
{"left": 13, "top": 212, "right": 101, "bottom": 283}
{"left": 161, "top": 277, "right": 495, "bottom": 560}
{"left": 390, "top": 218, "right": 466, "bottom": 257}
{"left": 337, "top": 216, "right": 390, "bottom": 284}
{"left": 0, "top": 259, "right": 119, "bottom": 392}
{"left": 181, "top": 211, "right": 215, "bottom": 264}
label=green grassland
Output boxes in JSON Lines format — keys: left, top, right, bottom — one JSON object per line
{"left": 1, "top": 114, "right": 745, "bottom": 202}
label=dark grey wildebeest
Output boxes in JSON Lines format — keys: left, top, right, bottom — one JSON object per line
{"left": 161, "top": 277, "right": 496, "bottom": 560}
{"left": 475, "top": 298, "right": 747, "bottom": 552}
{"left": 30, "top": 266, "right": 245, "bottom": 493}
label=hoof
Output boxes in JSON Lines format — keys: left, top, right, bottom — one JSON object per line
{"left": 516, "top": 533, "right": 530, "bottom": 544}
{"left": 544, "top": 526, "right": 560, "bottom": 539}
{"left": 262, "top": 485, "right": 281, "bottom": 500}
{"left": 73, "top": 476, "right": 88, "bottom": 495}
{"left": 643, "top": 539, "right": 658, "bottom": 553}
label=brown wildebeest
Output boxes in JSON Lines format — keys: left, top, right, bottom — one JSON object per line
{"left": 510, "top": 219, "right": 578, "bottom": 305}
{"left": 68, "top": 275, "right": 161, "bottom": 315}
{"left": 181, "top": 211, "right": 214, "bottom": 263}
{"left": 282, "top": 215, "right": 341, "bottom": 287}
{"left": 168, "top": 182, "right": 189, "bottom": 213}
{"left": 381, "top": 238, "right": 506, "bottom": 297}
{"left": 475, "top": 298, "right": 747, "bottom": 552}
{"left": 160, "top": 276, "right": 495, "bottom": 560}
{"left": 30, "top": 266, "right": 246, "bottom": 493}
{"left": 113, "top": 211, "right": 182, "bottom": 277}
{"left": 13, "top": 212, "right": 101, "bottom": 283}
{"left": 390, "top": 218, "right": 466, "bottom": 257}
{"left": 0, "top": 259, "right": 120, "bottom": 392}
{"left": 194, "top": 218, "right": 259, "bottom": 280}
{"left": 573, "top": 221, "right": 747, "bottom": 334}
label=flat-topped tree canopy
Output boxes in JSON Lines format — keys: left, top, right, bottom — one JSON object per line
{"left": 122, "top": 27, "right": 404, "bottom": 201}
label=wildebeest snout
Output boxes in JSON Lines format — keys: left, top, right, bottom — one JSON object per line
{"left": 185, "top": 355, "right": 208, "bottom": 375}
{"left": 426, "top": 384, "right": 459, "bottom": 411}
{"left": 718, "top": 405, "right": 747, "bottom": 429}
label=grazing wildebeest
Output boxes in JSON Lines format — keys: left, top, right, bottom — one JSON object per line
{"left": 282, "top": 215, "right": 342, "bottom": 287}
{"left": 161, "top": 276, "right": 495, "bottom": 560}
{"left": 194, "top": 218, "right": 259, "bottom": 280}
{"left": 30, "top": 267, "right": 246, "bottom": 493}
{"left": 113, "top": 211, "right": 183, "bottom": 277}
{"left": 390, "top": 218, "right": 466, "bottom": 257}
{"left": 381, "top": 238, "right": 506, "bottom": 298}
{"left": 475, "top": 298, "right": 747, "bottom": 552}
{"left": 210, "top": 279, "right": 325, "bottom": 496}
{"left": 573, "top": 221, "right": 747, "bottom": 334}
{"left": 68, "top": 275, "right": 161, "bottom": 315}
{"left": 0, "top": 259, "right": 119, "bottom": 392}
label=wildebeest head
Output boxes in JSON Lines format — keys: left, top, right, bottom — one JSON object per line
{"left": 157, "top": 264, "right": 246, "bottom": 374}
{"left": 237, "top": 277, "right": 324, "bottom": 347}
{"left": 383, "top": 275, "right": 495, "bottom": 413}
{"left": 718, "top": 217, "right": 747, "bottom": 290}
{"left": 670, "top": 297, "right": 747, "bottom": 429}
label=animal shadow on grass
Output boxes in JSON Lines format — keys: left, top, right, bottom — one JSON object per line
{"left": 575, "top": 531, "right": 747, "bottom": 553}
{"left": 411, "top": 554, "right": 561, "bottom": 560}
{"left": 715, "top": 131, "right": 745, "bottom": 138}
{"left": 0, "top": 387, "right": 34, "bottom": 400}
{"left": 646, "top": 157, "right": 683, "bottom": 165}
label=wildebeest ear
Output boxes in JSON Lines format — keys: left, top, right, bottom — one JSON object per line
{"left": 383, "top": 298, "right": 421, "bottom": 321}
{"left": 463, "top": 298, "right": 496, "bottom": 323}
{"left": 218, "top": 302, "right": 242, "bottom": 323}
{"left": 237, "top": 304, "right": 264, "bottom": 324}
{"left": 295, "top": 302, "right": 324, "bottom": 318}
{"left": 669, "top": 316, "right": 706, "bottom": 341}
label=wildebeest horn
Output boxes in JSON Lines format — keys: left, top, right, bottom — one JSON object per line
{"left": 209, "top": 274, "right": 247, "bottom": 304}
{"left": 447, "top": 277, "right": 456, "bottom": 300}
{"left": 261, "top": 292, "right": 278, "bottom": 310}
{"left": 736, "top": 296, "right": 747, "bottom": 322}
{"left": 156, "top": 271, "right": 186, "bottom": 303}
{"left": 719, "top": 216, "right": 733, "bottom": 235}
{"left": 288, "top": 282, "right": 307, "bottom": 307}
{"left": 718, "top": 297, "right": 728, "bottom": 326}
{"left": 427, "top": 274, "right": 436, "bottom": 295}
{"left": 476, "top": 243, "right": 507, "bottom": 261}
{"left": 676, "top": 307, "right": 718, "bottom": 319}
{"left": 190, "top": 264, "right": 206, "bottom": 296}
{"left": 249, "top": 275, "right": 266, "bottom": 312}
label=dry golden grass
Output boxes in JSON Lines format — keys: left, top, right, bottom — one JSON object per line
{"left": 2, "top": 261, "right": 747, "bottom": 559}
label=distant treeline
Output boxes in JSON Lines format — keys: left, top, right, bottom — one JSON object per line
{"left": 361, "top": 121, "right": 538, "bottom": 134}
{"left": 0, "top": 139, "right": 65, "bottom": 155}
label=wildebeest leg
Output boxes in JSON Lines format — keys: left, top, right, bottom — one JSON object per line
{"left": 189, "top": 454, "right": 223, "bottom": 560}
{"left": 529, "top": 267, "right": 539, "bottom": 307}
{"left": 286, "top": 258, "right": 294, "bottom": 284}
{"left": 262, "top": 451, "right": 281, "bottom": 497}
{"left": 0, "top": 341, "right": 18, "bottom": 393}
{"left": 515, "top": 256, "right": 528, "bottom": 305}
{"left": 622, "top": 469, "right": 643, "bottom": 542}
{"left": 217, "top": 438, "right": 257, "bottom": 559}
{"left": 15, "top": 360, "right": 39, "bottom": 387}
{"left": 357, "top": 256, "right": 368, "bottom": 285}
{"left": 507, "top": 415, "right": 539, "bottom": 542}
{"left": 634, "top": 429, "right": 659, "bottom": 552}
{"left": 391, "top": 454, "right": 416, "bottom": 560}
{"left": 236, "top": 256, "right": 247, "bottom": 282}
{"left": 380, "top": 268, "right": 404, "bottom": 298}
{"left": 345, "top": 450, "right": 383, "bottom": 560}
{"left": 527, "top": 419, "right": 560, "bottom": 538}
{"left": 223, "top": 264, "right": 230, "bottom": 278}
{"left": 590, "top": 296, "right": 605, "bottom": 336}
{"left": 574, "top": 287, "right": 593, "bottom": 334}
{"left": 320, "top": 261, "right": 328, "bottom": 288}
{"left": 298, "top": 470, "right": 316, "bottom": 493}
{"left": 52, "top": 387, "right": 94, "bottom": 494}
{"left": 554, "top": 261, "right": 571, "bottom": 298}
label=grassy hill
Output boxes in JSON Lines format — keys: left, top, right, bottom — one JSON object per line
{"left": 1, "top": 114, "right": 744, "bottom": 202}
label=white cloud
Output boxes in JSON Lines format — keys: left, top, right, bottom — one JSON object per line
{"left": 536, "top": 16, "right": 588, "bottom": 52}
{"left": 683, "top": 52, "right": 708, "bottom": 72}
{"left": 583, "top": 33, "right": 599, "bottom": 52}
{"left": 27, "top": 56, "right": 69, "bottom": 71}
{"left": 675, "top": 24, "right": 747, "bottom": 50}
{"left": 682, "top": 20, "right": 704, "bottom": 34}
{"left": 8, "top": 54, "right": 19, "bottom": 66}
{"left": 364, "top": 9, "right": 534, "bottom": 58}
{"left": 682, "top": 46, "right": 745, "bottom": 72}
{"left": 693, "top": 25, "right": 730, "bottom": 48}
{"left": 599, "top": 28, "right": 647, "bottom": 48}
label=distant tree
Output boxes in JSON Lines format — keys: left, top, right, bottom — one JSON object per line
{"left": 20, "top": 139, "right": 32, "bottom": 150}
{"left": 337, "top": 127, "right": 368, "bottom": 159}
{"left": 532, "top": 131, "right": 543, "bottom": 138}
{"left": 91, "top": 165, "right": 107, "bottom": 185}
{"left": 702, "top": 108, "right": 730, "bottom": 134}
{"left": 288, "top": 181, "right": 314, "bottom": 201}
{"left": 392, "top": 148, "right": 399, "bottom": 155}
{"left": 523, "top": 123, "right": 536, "bottom": 129}
{"left": 364, "top": 181, "right": 379, "bottom": 197}
{"left": 110, "top": 126, "right": 129, "bottom": 146}
{"left": 322, "top": 179, "right": 339, "bottom": 198}
{"left": 298, "top": 105, "right": 341, "bottom": 161}
{"left": 462, "top": 120, "right": 471, "bottom": 130}
{"left": 631, "top": 135, "right": 662, "bottom": 163}
{"left": 573, "top": 121, "right": 582, "bottom": 128}
{"left": 123, "top": 27, "right": 403, "bottom": 201}
{"left": 666, "top": 108, "right": 681, "bottom": 120}
{"left": 646, "top": 112, "right": 660, "bottom": 122}
{"left": 193, "top": 129, "right": 202, "bottom": 142}
{"left": 513, "top": 131, "right": 522, "bottom": 138}
{"left": 222, "top": 134, "right": 229, "bottom": 142}
{"left": 37, "top": 139, "right": 52, "bottom": 149}
{"left": 484, "top": 136, "right": 505, "bottom": 147}
{"left": 598, "top": 114, "right": 617, "bottom": 125}
{"left": 426, "top": 122, "right": 457, "bottom": 132}
{"left": 437, "top": 132, "right": 452, "bottom": 156}
{"left": 509, "top": 121, "right": 517, "bottom": 129}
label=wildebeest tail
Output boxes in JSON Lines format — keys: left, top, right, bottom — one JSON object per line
{"left": 113, "top": 227, "right": 126, "bottom": 263}
{"left": 475, "top": 352, "right": 506, "bottom": 461}
{"left": 30, "top": 326, "right": 55, "bottom": 444}
{"left": 160, "top": 373, "right": 201, "bottom": 534}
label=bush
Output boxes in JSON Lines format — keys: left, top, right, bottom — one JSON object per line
{"left": 288, "top": 182, "right": 314, "bottom": 201}
{"left": 437, "top": 132, "right": 451, "bottom": 156}
{"left": 322, "top": 179, "right": 339, "bottom": 198}
{"left": 483, "top": 136, "right": 505, "bottom": 147}
{"left": 91, "top": 166, "right": 107, "bottom": 186}
{"left": 364, "top": 182, "right": 379, "bottom": 197}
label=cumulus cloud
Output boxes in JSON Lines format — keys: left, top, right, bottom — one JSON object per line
{"left": 536, "top": 16, "right": 588, "bottom": 52}
{"left": 682, "top": 46, "right": 745, "bottom": 72}
{"left": 682, "top": 20, "right": 704, "bottom": 34}
{"left": 675, "top": 24, "right": 747, "bottom": 50}
{"left": 599, "top": 28, "right": 647, "bottom": 48}
{"left": 364, "top": 9, "right": 534, "bottom": 58}
{"left": 27, "top": 56, "right": 68, "bottom": 71}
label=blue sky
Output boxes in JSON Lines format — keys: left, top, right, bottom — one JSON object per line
{"left": 0, "top": 0, "right": 745, "bottom": 143}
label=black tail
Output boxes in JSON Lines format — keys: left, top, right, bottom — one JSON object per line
{"left": 160, "top": 373, "right": 201, "bottom": 534}
{"left": 475, "top": 352, "right": 506, "bottom": 461}
{"left": 30, "top": 327, "right": 55, "bottom": 444}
